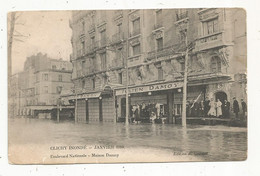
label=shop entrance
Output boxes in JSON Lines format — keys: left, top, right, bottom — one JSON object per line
{"left": 121, "top": 98, "right": 126, "bottom": 118}
{"left": 215, "top": 91, "right": 227, "bottom": 103}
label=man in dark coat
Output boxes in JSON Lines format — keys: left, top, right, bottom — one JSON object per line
{"left": 241, "top": 99, "right": 247, "bottom": 118}
{"left": 204, "top": 97, "right": 210, "bottom": 117}
{"left": 223, "top": 99, "right": 230, "bottom": 118}
{"left": 233, "top": 97, "right": 239, "bottom": 118}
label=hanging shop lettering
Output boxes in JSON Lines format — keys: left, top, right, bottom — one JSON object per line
{"left": 115, "top": 82, "right": 183, "bottom": 96}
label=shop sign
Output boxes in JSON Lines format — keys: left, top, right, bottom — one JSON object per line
{"left": 62, "top": 92, "right": 101, "bottom": 100}
{"left": 115, "top": 82, "right": 183, "bottom": 96}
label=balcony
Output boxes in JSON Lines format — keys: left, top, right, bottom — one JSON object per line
{"left": 146, "top": 43, "right": 186, "bottom": 61}
{"left": 195, "top": 32, "right": 226, "bottom": 51}
{"left": 128, "top": 55, "right": 143, "bottom": 67}
{"left": 129, "top": 27, "right": 141, "bottom": 38}
{"left": 111, "top": 32, "right": 125, "bottom": 45}
{"left": 88, "top": 24, "right": 95, "bottom": 34}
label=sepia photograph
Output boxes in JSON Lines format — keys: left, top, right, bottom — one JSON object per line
{"left": 7, "top": 8, "right": 248, "bottom": 164}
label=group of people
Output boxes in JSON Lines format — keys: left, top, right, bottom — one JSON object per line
{"left": 130, "top": 102, "right": 163, "bottom": 122}
{"left": 186, "top": 97, "right": 247, "bottom": 119}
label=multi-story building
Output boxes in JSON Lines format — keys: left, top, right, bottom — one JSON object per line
{"left": 12, "top": 53, "right": 74, "bottom": 119}
{"left": 67, "top": 8, "right": 247, "bottom": 123}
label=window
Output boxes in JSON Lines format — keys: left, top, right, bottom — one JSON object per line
{"left": 92, "top": 78, "right": 95, "bottom": 90}
{"left": 58, "top": 75, "right": 62, "bottom": 82}
{"left": 156, "top": 10, "right": 162, "bottom": 27}
{"left": 81, "top": 41, "right": 85, "bottom": 54}
{"left": 181, "top": 62, "right": 185, "bottom": 72}
{"left": 100, "top": 30, "right": 106, "bottom": 46}
{"left": 52, "top": 65, "right": 56, "bottom": 69}
{"left": 180, "top": 29, "right": 187, "bottom": 42}
{"left": 132, "top": 18, "right": 140, "bottom": 36}
{"left": 118, "top": 23, "right": 122, "bottom": 34}
{"left": 56, "top": 86, "right": 62, "bottom": 94}
{"left": 158, "top": 66, "right": 163, "bottom": 80}
{"left": 43, "top": 74, "right": 48, "bottom": 81}
{"left": 82, "top": 21, "right": 85, "bottom": 32}
{"left": 100, "top": 53, "right": 107, "bottom": 70}
{"left": 91, "top": 36, "right": 95, "bottom": 45}
{"left": 82, "top": 60, "right": 86, "bottom": 72}
{"left": 176, "top": 9, "right": 188, "bottom": 21}
{"left": 44, "top": 86, "right": 48, "bottom": 94}
{"left": 174, "top": 104, "right": 182, "bottom": 116}
{"left": 133, "top": 44, "right": 141, "bottom": 56}
{"left": 156, "top": 37, "right": 163, "bottom": 51}
{"left": 203, "top": 18, "right": 218, "bottom": 35}
{"left": 82, "top": 80, "right": 85, "bottom": 89}
{"left": 36, "top": 74, "right": 39, "bottom": 82}
{"left": 211, "top": 56, "right": 221, "bottom": 73}
{"left": 118, "top": 72, "right": 123, "bottom": 84}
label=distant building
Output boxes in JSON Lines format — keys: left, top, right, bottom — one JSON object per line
{"left": 10, "top": 53, "right": 74, "bottom": 119}
{"left": 67, "top": 9, "right": 247, "bottom": 123}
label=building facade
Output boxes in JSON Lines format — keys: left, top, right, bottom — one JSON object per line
{"left": 11, "top": 53, "right": 74, "bottom": 119}
{"left": 68, "top": 8, "right": 247, "bottom": 123}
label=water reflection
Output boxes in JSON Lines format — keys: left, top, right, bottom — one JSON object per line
{"left": 9, "top": 118, "right": 247, "bottom": 161}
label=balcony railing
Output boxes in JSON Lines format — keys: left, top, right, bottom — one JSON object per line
{"left": 111, "top": 32, "right": 125, "bottom": 44}
{"left": 195, "top": 32, "right": 224, "bottom": 51}
{"left": 128, "top": 55, "right": 143, "bottom": 67}
{"left": 146, "top": 43, "right": 186, "bottom": 61}
{"left": 129, "top": 27, "right": 141, "bottom": 37}
{"left": 176, "top": 11, "right": 188, "bottom": 21}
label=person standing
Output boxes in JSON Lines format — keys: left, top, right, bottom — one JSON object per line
{"left": 216, "top": 99, "right": 223, "bottom": 118}
{"left": 241, "top": 99, "right": 247, "bottom": 119}
{"left": 204, "top": 97, "right": 210, "bottom": 117}
{"left": 207, "top": 98, "right": 216, "bottom": 117}
{"left": 233, "top": 97, "right": 239, "bottom": 118}
{"left": 223, "top": 99, "right": 230, "bottom": 118}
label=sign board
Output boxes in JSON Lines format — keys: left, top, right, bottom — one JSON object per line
{"left": 115, "top": 82, "right": 183, "bottom": 96}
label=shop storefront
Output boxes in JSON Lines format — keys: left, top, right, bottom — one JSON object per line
{"left": 115, "top": 81, "right": 183, "bottom": 123}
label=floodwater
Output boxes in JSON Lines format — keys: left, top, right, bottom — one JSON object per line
{"left": 8, "top": 118, "right": 247, "bottom": 162}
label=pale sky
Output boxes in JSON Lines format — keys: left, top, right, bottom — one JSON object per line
{"left": 11, "top": 11, "right": 72, "bottom": 74}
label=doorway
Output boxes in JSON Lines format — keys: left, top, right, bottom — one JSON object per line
{"left": 121, "top": 98, "right": 126, "bottom": 118}
{"left": 215, "top": 91, "right": 227, "bottom": 104}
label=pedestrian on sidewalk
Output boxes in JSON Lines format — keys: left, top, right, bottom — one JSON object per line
{"left": 233, "top": 97, "right": 239, "bottom": 119}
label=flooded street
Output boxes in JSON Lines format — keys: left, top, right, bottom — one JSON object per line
{"left": 8, "top": 118, "right": 247, "bottom": 163}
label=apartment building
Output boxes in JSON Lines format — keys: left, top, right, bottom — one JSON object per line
{"left": 13, "top": 53, "right": 74, "bottom": 119}
{"left": 67, "top": 9, "right": 247, "bottom": 123}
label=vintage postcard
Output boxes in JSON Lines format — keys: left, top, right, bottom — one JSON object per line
{"left": 8, "top": 9, "right": 247, "bottom": 164}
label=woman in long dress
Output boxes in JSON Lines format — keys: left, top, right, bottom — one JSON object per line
{"left": 216, "top": 99, "right": 223, "bottom": 118}
{"left": 207, "top": 98, "right": 216, "bottom": 117}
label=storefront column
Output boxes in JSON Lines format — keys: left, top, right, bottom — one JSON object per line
{"left": 99, "top": 97, "right": 103, "bottom": 122}
{"left": 85, "top": 99, "right": 89, "bottom": 123}
{"left": 167, "top": 91, "right": 174, "bottom": 124}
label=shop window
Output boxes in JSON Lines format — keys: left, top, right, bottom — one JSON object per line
{"left": 211, "top": 56, "right": 221, "bottom": 73}
{"left": 174, "top": 104, "right": 182, "bottom": 116}
{"left": 203, "top": 18, "right": 218, "bottom": 35}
